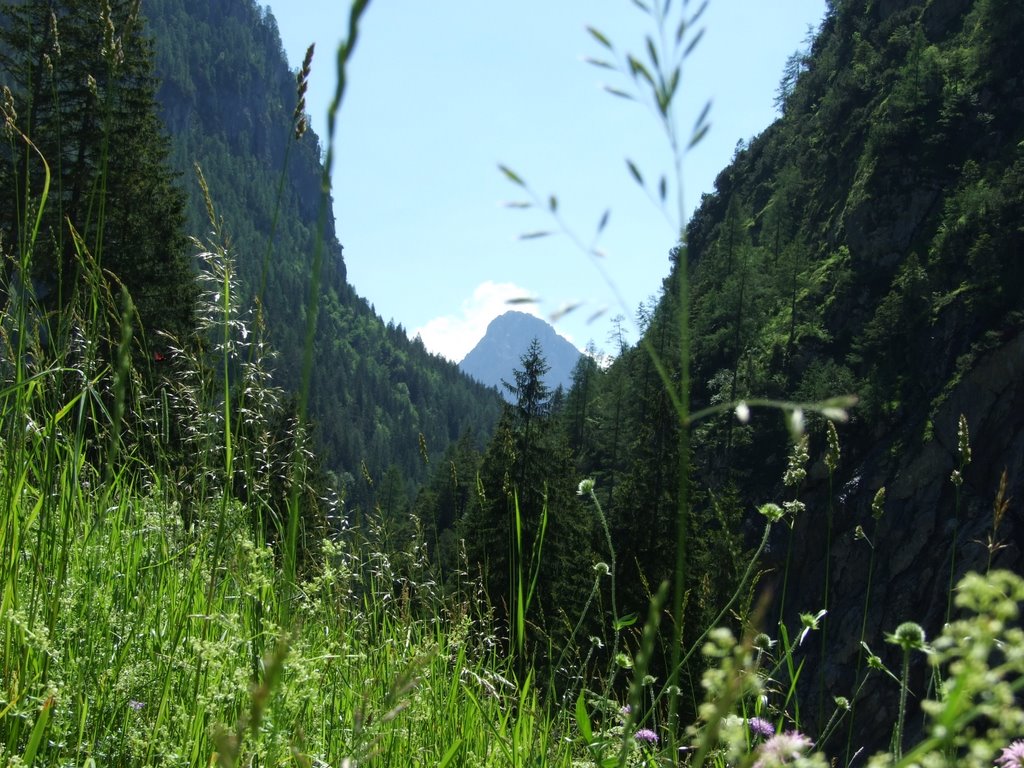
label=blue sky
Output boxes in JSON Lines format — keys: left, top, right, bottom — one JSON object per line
{"left": 270, "top": 1, "right": 827, "bottom": 362}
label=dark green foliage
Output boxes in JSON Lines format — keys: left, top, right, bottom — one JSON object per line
{"left": 431, "top": 0, "right": 1024, "bottom": 731}
{"left": 0, "top": 0, "right": 196, "bottom": 345}
{"left": 582, "top": 0, "right": 1024, "bottom": 738}
{"left": 461, "top": 341, "right": 595, "bottom": 669}
{"left": 682, "top": 0, "right": 1024, "bottom": 445}
{"left": 562, "top": 345, "right": 599, "bottom": 460}
{"left": 411, "top": 429, "right": 485, "bottom": 582}
{"left": 5, "top": 0, "right": 1017, "bottom": 749}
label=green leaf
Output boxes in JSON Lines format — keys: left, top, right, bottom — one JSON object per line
{"left": 551, "top": 302, "right": 583, "bottom": 322}
{"left": 693, "top": 100, "right": 711, "bottom": 132}
{"left": 646, "top": 36, "right": 660, "bottom": 69}
{"left": 684, "top": 26, "right": 705, "bottom": 58}
{"left": 507, "top": 296, "right": 538, "bottom": 305}
{"left": 659, "top": 175, "right": 667, "bottom": 202}
{"left": 690, "top": 99, "right": 712, "bottom": 149}
{"left": 656, "top": 87, "right": 670, "bottom": 117}
{"left": 689, "top": 0, "right": 709, "bottom": 26}
{"left": 626, "top": 159, "right": 644, "bottom": 187}
{"left": 688, "top": 123, "right": 710, "bottom": 149}
{"left": 627, "top": 55, "right": 656, "bottom": 89}
{"left": 596, "top": 209, "right": 610, "bottom": 235}
{"left": 631, "top": 0, "right": 651, "bottom": 11}
{"left": 23, "top": 696, "right": 52, "bottom": 765}
{"left": 586, "top": 26, "right": 614, "bottom": 51}
{"left": 604, "top": 85, "right": 635, "bottom": 101}
{"left": 437, "top": 738, "right": 464, "bottom": 768}
{"left": 498, "top": 164, "right": 525, "bottom": 186}
{"left": 519, "top": 230, "right": 553, "bottom": 240}
{"left": 613, "top": 613, "right": 638, "bottom": 630}
{"left": 675, "top": 17, "right": 687, "bottom": 46}
{"left": 575, "top": 690, "right": 594, "bottom": 743}
{"left": 503, "top": 201, "right": 532, "bottom": 209}
{"left": 549, "top": 194, "right": 558, "bottom": 212}
{"left": 667, "top": 67, "right": 680, "bottom": 103}
{"left": 584, "top": 57, "right": 616, "bottom": 70}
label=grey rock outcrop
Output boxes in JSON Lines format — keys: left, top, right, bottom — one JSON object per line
{"left": 459, "top": 312, "right": 582, "bottom": 397}
{"left": 779, "top": 330, "right": 1024, "bottom": 749}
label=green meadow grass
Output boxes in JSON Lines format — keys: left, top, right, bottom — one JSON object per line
{"left": 2, "top": 162, "right": 1022, "bottom": 768}
{"left": 0, "top": 300, "right": 569, "bottom": 765}
{"left": 2, "top": 2, "right": 1023, "bottom": 766}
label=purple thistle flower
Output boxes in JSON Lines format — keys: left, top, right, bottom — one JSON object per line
{"left": 748, "top": 716, "right": 775, "bottom": 739}
{"left": 997, "top": 740, "right": 1024, "bottom": 768}
{"left": 128, "top": 699, "right": 145, "bottom": 712}
{"left": 633, "top": 728, "right": 659, "bottom": 746}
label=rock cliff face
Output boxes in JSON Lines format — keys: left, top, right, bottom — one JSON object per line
{"left": 783, "top": 329, "right": 1024, "bottom": 744}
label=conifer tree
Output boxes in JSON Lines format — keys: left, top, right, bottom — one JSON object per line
{"left": 563, "top": 343, "right": 598, "bottom": 459}
{"left": 464, "top": 340, "right": 594, "bottom": 666}
{"left": 0, "top": 0, "right": 195, "bottom": 345}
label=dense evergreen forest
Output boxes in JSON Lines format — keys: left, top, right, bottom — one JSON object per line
{"left": 0, "top": 0, "right": 196, "bottom": 345}
{"left": 1, "top": 0, "right": 1022, "bottom": 763}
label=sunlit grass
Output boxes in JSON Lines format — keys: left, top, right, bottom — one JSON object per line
{"left": 2, "top": 1, "right": 1022, "bottom": 766}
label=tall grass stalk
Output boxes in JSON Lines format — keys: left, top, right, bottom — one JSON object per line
{"left": 504, "top": 1, "right": 706, "bottom": 747}
{"left": 577, "top": 480, "right": 624, "bottom": 702}
{"left": 887, "top": 622, "right": 927, "bottom": 760}
{"left": 818, "top": 421, "right": 840, "bottom": 725}
{"left": 845, "top": 485, "right": 885, "bottom": 764}
{"left": 512, "top": 489, "right": 548, "bottom": 670}
{"left": 946, "top": 414, "right": 970, "bottom": 623}
{"left": 6, "top": 3, "right": 1024, "bottom": 767}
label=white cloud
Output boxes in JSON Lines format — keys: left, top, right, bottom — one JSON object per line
{"left": 413, "top": 281, "right": 545, "bottom": 363}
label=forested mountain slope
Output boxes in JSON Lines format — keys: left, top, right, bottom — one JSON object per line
{"left": 142, "top": 0, "right": 502, "bottom": 509}
{"left": 594, "top": 0, "right": 1024, "bottom": 740}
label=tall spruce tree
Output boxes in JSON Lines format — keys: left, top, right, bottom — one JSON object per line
{"left": 464, "top": 339, "right": 594, "bottom": 672}
{"left": 0, "top": 0, "right": 195, "bottom": 345}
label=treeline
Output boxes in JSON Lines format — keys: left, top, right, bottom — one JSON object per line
{"left": 405, "top": 328, "right": 751, "bottom": 698}
{"left": 679, "top": 0, "right": 1024, "bottom": 738}
{"left": 0, "top": 0, "right": 337, "bottom": 556}
{"left": 5, "top": 0, "right": 1022, "bottom": 744}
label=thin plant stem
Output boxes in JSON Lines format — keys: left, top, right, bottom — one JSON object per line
{"left": 582, "top": 484, "right": 623, "bottom": 700}
{"left": 818, "top": 464, "right": 835, "bottom": 725}
{"left": 894, "top": 648, "right": 910, "bottom": 759}
{"left": 652, "top": 520, "right": 773, "bottom": 714}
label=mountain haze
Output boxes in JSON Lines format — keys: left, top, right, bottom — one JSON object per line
{"left": 459, "top": 311, "right": 582, "bottom": 395}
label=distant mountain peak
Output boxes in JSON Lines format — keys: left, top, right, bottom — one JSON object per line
{"left": 459, "top": 311, "right": 581, "bottom": 395}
